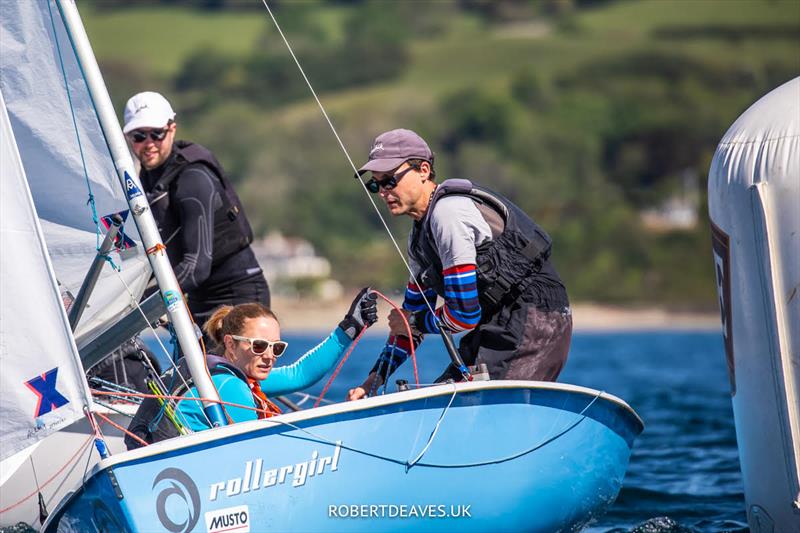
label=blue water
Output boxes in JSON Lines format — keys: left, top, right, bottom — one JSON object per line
{"left": 275, "top": 328, "right": 747, "bottom": 532}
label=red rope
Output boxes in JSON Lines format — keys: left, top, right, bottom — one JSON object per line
{"left": 0, "top": 433, "right": 95, "bottom": 514}
{"left": 371, "top": 289, "right": 420, "bottom": 386}
{"left": 313, "top": 327, "right": 366, "bottom": 408}
{"left": 154, "top": 293, "right": 234, "bottom": 425}
{"left": 84, "top": 407, "right": 103, "bottom": 440}
{"left": 97, "top": 288, "right": 424, "bottom": 422}
{"left": 313, "top": 289, "right": 419, "bottom": 406}
{"left": 90, "top": 389, "right": 268, "bottom": 416}
{"left": 92, "top": 411, "right": 148, "bottom": 448}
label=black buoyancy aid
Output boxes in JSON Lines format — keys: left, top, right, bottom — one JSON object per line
{"left": 145, "top": 141, "right": 254, "bottom": 268}
{"left": 408, "top": 178, "right": 568, "bottom": 315}
{"left": 124, "top": 354, "right": 244, "bottom": 449}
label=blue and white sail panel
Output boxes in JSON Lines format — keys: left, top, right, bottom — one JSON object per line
{"left": 0, "top": 0, "right": 151, "bottom": 343}
{"left": 0, "top": 90, "right": 92, "bottom": 463}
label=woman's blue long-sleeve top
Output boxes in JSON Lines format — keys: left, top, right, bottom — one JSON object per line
{"left": 176, "top": 327, "right": 351, "bottom": 431}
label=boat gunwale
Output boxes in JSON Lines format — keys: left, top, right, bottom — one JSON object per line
{"left": 94, "top": 380, "right": 643, "bottom": 470}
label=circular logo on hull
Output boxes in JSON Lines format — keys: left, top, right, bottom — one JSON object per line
{"left": 152, "top": 467, "right": 201, "bottom": 533}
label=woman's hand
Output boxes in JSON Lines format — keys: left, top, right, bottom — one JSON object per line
{"left": 347, "top": 372, "right": 384, "bottom": 401}
{"left": 338, "top": 287, "right": 378, "bottom": 340}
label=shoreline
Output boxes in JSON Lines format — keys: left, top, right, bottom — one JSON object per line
{"left": 271, "top": 296, "right": 721, "bottom": 334}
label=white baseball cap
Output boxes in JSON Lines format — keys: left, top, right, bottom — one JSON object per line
{"left": 122, "top": 91, "right": 176, "bottom": 133}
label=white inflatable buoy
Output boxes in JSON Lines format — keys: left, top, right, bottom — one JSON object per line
{"left": 708, "top": 77, "right": 800, "bottom": 531}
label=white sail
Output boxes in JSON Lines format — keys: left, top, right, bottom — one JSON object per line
{"left": 1, "top": 2, "right": 226, "bottom": 523}
{"left": 0, "top": 89, "right": 93, "bottom": 463}
{"left": 0, "top": 0, "right": 151, "bottom": 344}
{"left": 708, "top": 77, "right": 800, "bottom": 530}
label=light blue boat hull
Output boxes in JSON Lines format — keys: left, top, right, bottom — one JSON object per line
{"left": 47, "top": 381, "right": 643, "bottom": 532}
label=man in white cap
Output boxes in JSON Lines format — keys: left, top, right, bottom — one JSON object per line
{"left": 123, "top": 92, "right": 269, "bottom": 330}
{"left": 347, "top": 129, "right": 572, "bottom": 399}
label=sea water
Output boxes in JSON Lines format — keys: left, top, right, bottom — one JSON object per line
{"left": 279, "top": 328, "right": 747, "bottom": 533}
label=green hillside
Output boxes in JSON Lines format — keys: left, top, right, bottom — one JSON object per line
{"left": 83, "top": 0, "right": 800, "bottom": 307}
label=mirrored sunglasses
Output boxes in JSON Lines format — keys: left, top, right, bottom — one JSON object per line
{"left": 365, "top": 164, "right": 418, "bottom": 193}
{"left": 230, "top": 335, "right": 288, "bottom": 357}
{"left": 128, "top": 128, "right": 168, "bottom": 143}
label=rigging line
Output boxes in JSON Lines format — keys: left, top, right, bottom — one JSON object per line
{"left": 292, "top": 392, "right": 333, "bottom": 407}
{"left": 258, "top": 1, "right": 439, "bottom": 320}
{"left": 92, "top": 411, "right": 148, "bottom": 448}
{"left": 406, "top": 382, "right": 457, "bottom": 470}
{"left": 94, "top": 384, "right": 594, "bottom": 469}
{"left": 92, "top": 400, "right": 140, "bottom": 417}
{"left": 313, "top": 288, "right": 420, "bottom": 406}
{"left": 28, "top": 457, "right": 43, "bottom": 500}
{"left": 120, "top": 351, "right": 129, "bottom": 385}
{"left": 313, "top": 325, "right": 367, "bottom": 408}
{"left": 111, "top": 272, "right": 214, "bottom": 429}
{"left": 108, "top": 272, "right": 213, "bottom": 427}
{"left": 0, "top": 436, "right": 95, "bottom": 515}
{"left": 261, "top": 388, "right": 606, "bottom": 469}
{"left": 90, "top": 391, "right": 141, "bottom": 406}
{"left": 90, "top": 390, "right": 274, "bottom": 423}
{"left": 82, "top": 416, "right": 104, "bottom": 484}
{"left": 45, "top": 1, "right": 104, "bottom": 254}
{"left": 89, "top": 376, "right": 143, "bottom": 396}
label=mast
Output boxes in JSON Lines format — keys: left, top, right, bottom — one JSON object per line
{"left": 55, "top": 0, "right": 226, "bottom": 427}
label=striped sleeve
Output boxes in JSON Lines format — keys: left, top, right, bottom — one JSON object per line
{"left": 370, "top": 335, "right": 419, "bottom": 384}
{"left": 416, "top": 264, "right": 481, "bottom": 334}
{"left": 368, "top": 281, "right": 432, "bottom": 384}
{"left": 401, "top": 281, "right": 436, "bottom": 312}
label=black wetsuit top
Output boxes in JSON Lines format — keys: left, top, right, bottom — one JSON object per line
{"left": 140, "top": 148, "right": 269, "bottom": 322}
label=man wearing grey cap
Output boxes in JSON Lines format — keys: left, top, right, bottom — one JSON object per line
{"left": 123, "top": 92, "right": 269, "bottom": 330}
{"left": 347, "top": 129, "right": 571, "bottom": 399}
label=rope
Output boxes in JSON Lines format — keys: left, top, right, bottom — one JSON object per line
{"left": 89, "top": 376, "right": 145, "bottom": 399}
{"left": 91, "top": 387, "right": 604, "bottom": 471}
{"left": 291, "top": 392, "right": 333, "bottom": 407}
{"left": 312, "top": 289, "right": 419, "bottom": 407}
{"left": 313, "top": 327, "right": 367, "bottom": 408}
{"left": 29, "top": 457, "right": 47, "bottom": 523}
{"left": 0, "top": 435, "right": 94, "bottom": 515}
{"left": 93, "top": 411, "right": 148, "bottom": 448}
{"left": 90, "top": 389, "right": 270, "bottom": 417}
{"left": 111, "top": 272, "right": 215, "bottom": 429}
{"left": 92, "top": 399, "right": 138, "bottom": 418}
{"left": 258, "top": 1, "right": 440, "bottom": 323}
{"left": 87, "top": 387, "right": 275, "bottom": 449}
{"left": 46, "top": 1, "right": 119, "bottom": 271}
{"left": 405, "top": 383, "right": 458, "bottom": 470}
{"left": 83, "top": 407, "right": 103, "bottom": 443}
{"left": 146, "top": 378, "right": 191, "bottom": 436}
{"left": 260, "top": 388, "right": 607, "bottom": 470}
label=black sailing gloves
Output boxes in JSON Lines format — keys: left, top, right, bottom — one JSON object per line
{"left": 338, "top": 287, "right": 379, "bottom": 340}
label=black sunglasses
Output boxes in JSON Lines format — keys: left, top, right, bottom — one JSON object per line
{"left": 365, "top": 164, "right": 418, "bottom": 193}
{"left": 128, "top": 128, "right": 169, "bottom": 143}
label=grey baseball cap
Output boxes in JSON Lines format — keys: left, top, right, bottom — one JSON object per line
{"left": 357, "top": 129, "right": 434, "bottom": 174}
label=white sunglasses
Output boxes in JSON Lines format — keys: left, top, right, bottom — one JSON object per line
{"left": 229, "top": 335, "right": 288, "bottom": 357}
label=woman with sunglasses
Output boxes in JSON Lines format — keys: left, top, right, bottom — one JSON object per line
{"left": 124, "top": 288, "right": 377, "bottom": 449}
